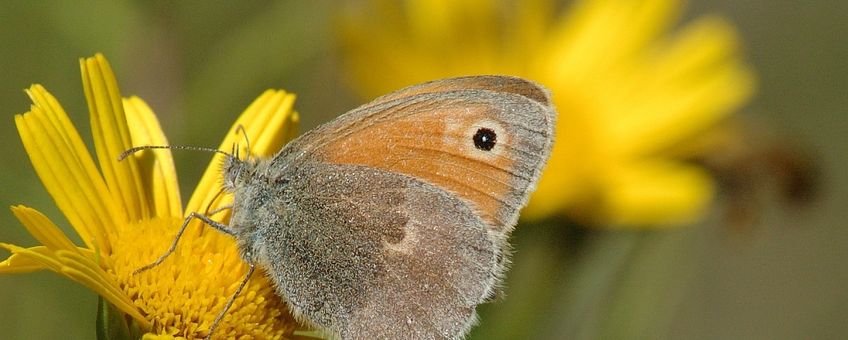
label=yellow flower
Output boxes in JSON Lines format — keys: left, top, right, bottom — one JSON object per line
{"left": 338, "top": 0, "right": 756, "bottom": 226}
{"left": 1, "top": 54, "right": 305, "bottom": 338}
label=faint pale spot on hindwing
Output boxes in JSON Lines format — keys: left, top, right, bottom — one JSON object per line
{"left": 262, "top": 162, "right": 498, "bottom": 339}
{"left": 344, "top": 172, "right": 498, "bottom": 339}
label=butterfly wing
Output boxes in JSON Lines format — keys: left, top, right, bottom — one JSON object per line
{"left": 275, "top": 75, "right": 556, "bottom": 232}
{"left": 260, "top": 76, "right": 555, "bottom": 339}
{"left": 262, "top": 163, "right": 498, "bottom": 339}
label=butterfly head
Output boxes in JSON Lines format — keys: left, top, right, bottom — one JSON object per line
{"left": 222, "top": 144, "right": 259, "bottom": 193}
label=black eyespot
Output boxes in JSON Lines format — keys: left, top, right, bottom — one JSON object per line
{"left": 473, "top": 128, "right": 497, "bottom": 151}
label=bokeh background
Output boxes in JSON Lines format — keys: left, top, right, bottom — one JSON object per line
{"left": 0, "top": 1, "right": 845, "bottom": 339}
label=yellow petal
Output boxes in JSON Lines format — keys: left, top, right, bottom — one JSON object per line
{"left": 603, "top": 161, "right": 715, "bottom": 226}
{"left": 611, "top": 17, "right": 756, "bottom": 155}
{"left": 0, "top": 246, "right": 48, "bottom": 273}
{"left": 0, "top": 243, "right": 98, "bottom": 272}
{"left": 123, "top": 96, "right": 183, "bottom": 218}
{"left": 0, "top": 243, "right": 147, "bottom": 325}
{"left": 0, "top": 244, "right": 64, "bottom": 272}
{"left": 81, "top": 54, "right": 151, "bottom": 222}
{"left": 10, "top": 205, "right": 79, "bottom": 253}
{"left": 252, "top": 93, "right": 298, "bottom": 155}
{"left": 55, "top": 249, "right": 149, "bottom": 326}
{"left": 544, "top": 0, "right": 677, "bottom": 83}
{"left": 15, "top": 89, "right": 116, "bottom": 253}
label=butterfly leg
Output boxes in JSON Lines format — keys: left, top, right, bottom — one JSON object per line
{"left": 205, "top": 204, "right": 233, "bottom": 218}
{"left": 133, "top": 212, "right": 235, "bottom": 275}
{"left": 205, "top": 261, "right": 255, "bottom": 340}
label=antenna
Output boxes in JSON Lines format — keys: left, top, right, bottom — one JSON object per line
{"left": 235, "top": 125, "right": 251, "bottom": 162}
{"left": 118, "top": 145, "right": 232, "bottom": 161}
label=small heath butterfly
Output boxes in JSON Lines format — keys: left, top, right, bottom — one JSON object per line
{"left": 130, "top": 75, "right": 556, "bottom": 339}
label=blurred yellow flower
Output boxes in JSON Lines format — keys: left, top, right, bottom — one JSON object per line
{"left": 1, "top": 54, "right": 304, "bottom": 338}
{"left": 338, "top": 0, "right": 756, "bottom": 226}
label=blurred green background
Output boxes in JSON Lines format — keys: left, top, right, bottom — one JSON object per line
{"left": 0, "top": 1, "right": 845, "bottom": 339}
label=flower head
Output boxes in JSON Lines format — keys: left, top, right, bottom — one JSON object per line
{"left": 338, "top": 0, "right": 756, "bottom": 226}
{"left": 2, "top": 54, "right": 305, "bottom": 338}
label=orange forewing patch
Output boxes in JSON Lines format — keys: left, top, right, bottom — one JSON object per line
{"left": 318, "top": 106, "right": 515, "bottom": 228}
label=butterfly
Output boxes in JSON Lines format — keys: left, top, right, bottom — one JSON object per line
{"left": 129, "top": 75, "right": 556, "bottom": 339}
